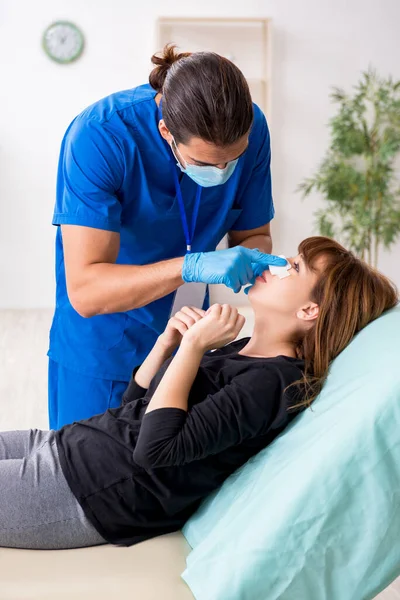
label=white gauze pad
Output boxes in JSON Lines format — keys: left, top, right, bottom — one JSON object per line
{"left": 269, "top": 255, "right": 292, "bottom": 279}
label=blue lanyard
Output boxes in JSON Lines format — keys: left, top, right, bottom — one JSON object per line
{"left": 158, "top": 102, "right": 202, "bottom": 253}
{"left": 171, "top": 167, "right": 202, "bottom": 253}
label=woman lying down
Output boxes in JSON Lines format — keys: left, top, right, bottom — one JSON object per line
{"left": 0, "top": 237, "right": 397, "bottom": 550}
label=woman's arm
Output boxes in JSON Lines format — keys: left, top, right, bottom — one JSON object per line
{"left": 133, "top": 305, "right": 258, "bottom": 469}
{"left": 144, "top": 304, "right": 244, "bottom": 414}
{"left": 133, "top": 337, "right": 176, "bottom": 390}
{"left": 132, "top": 365, "right": 280, "bottom": 469}
{"left": 144, "top": 339, "right": 204, "bottom": 413}
{"left": 134, "top": 306, "right": 206, "bottom": 390}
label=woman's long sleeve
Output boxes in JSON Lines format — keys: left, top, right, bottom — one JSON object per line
{"left": 132, "top": 367, "right": 284, "bottom": 469}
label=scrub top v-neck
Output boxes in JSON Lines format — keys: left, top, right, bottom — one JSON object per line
{"left": 49, "top": 83, "right": 275, "bottom": 382}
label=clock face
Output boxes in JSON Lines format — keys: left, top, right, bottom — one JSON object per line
{"left": 43, "top": 21, "right": 84, "bottom": 64}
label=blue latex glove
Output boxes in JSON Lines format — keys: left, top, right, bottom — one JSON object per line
{"left": 182, "top": 247, "right": 287, "bottom": 293}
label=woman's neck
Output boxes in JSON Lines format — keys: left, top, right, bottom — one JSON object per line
{"left": 238, "top": 317, "right": 298, "bottom": 359}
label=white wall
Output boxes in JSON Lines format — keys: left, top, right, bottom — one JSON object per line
{"left": 0, "top": 0, "right": 399, "bottom": 308}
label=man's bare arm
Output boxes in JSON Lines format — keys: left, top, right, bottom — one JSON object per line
{"left": 62, "top": 225, "right": 184, "bottom": 318}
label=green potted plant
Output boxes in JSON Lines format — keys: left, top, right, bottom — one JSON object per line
{"left": 299, "top": 69, "right": 400, "bottom": 266}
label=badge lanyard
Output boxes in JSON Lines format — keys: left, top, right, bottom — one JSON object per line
{"left": 171, "top": 168, "right": 202, "bottom": 253}
{"left": 158, "top": 102, "right": 202, "bottom": 253}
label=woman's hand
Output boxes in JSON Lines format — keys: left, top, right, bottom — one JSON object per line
{"left": 182, "top": 304, "right": 245, "bottom": 353}
{"left": 158, "top": 306, "right": 206, "bottom": 351}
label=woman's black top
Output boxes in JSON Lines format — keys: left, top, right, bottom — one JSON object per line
{"left": 55, "top": 338, "right": 305, "bottom": 546}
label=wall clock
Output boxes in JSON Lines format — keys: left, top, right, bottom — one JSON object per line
{"left": 42, "top": 21, "right": 84, "bottom": 64}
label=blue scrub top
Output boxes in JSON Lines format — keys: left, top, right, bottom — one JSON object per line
{"left": 49, "top": 84, "right": 275, "bottom": 381}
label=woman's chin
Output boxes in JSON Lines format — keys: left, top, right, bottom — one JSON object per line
{"left": 246, "top": 286, "right": 255, "bottom": 301}
{"left": 247, "top": 287, "right": 273, "bottom": 312}
{"left": 247, "top": 281, "right": 264, "bottom": 300}
{"left": 246, "top": 288, "right": 263, "bottom": 308}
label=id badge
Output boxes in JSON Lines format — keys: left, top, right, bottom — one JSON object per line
{"left": 170, "top": 282, "right": 207, "bottom": 317}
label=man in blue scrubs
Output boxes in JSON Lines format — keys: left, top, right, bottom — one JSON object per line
{"left": 48, "top": 47, "right": 285, "bottom": 429}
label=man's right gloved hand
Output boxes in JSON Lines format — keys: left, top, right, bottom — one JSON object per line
{"left": 182, "top": 247, "right": 287, "bottom": 293}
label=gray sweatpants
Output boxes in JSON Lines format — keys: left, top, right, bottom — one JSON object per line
{"left": 0, "top": 429, "right": 106, "bottom": 549}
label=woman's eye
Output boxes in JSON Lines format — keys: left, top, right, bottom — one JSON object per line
{"left": 293, "top": 261, "right": 300, "bottom": 272}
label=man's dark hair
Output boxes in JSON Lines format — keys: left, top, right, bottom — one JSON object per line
{"left": 149, "top": 44, "right": 254, "bottom": 146}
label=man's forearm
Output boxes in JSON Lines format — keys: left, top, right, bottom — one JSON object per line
{"left": 238, "top": 234, "right": 273, "bottom": 254}
{"left": 71, "top": 236, "right": 273, "bottom": 318}
{"left": 70, "top": 257, "right": 185, "bottom": 318}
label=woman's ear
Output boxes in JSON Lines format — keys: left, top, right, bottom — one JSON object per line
{"left": 296, "top": 302, "right": 319, "bottom": 322}
{"left": 158, "top": 119, "right": 172, "bottom": 143}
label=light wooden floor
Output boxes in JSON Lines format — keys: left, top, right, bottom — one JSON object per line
{"left": 0, "top": 309, "right": 399, "bottom": 599}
